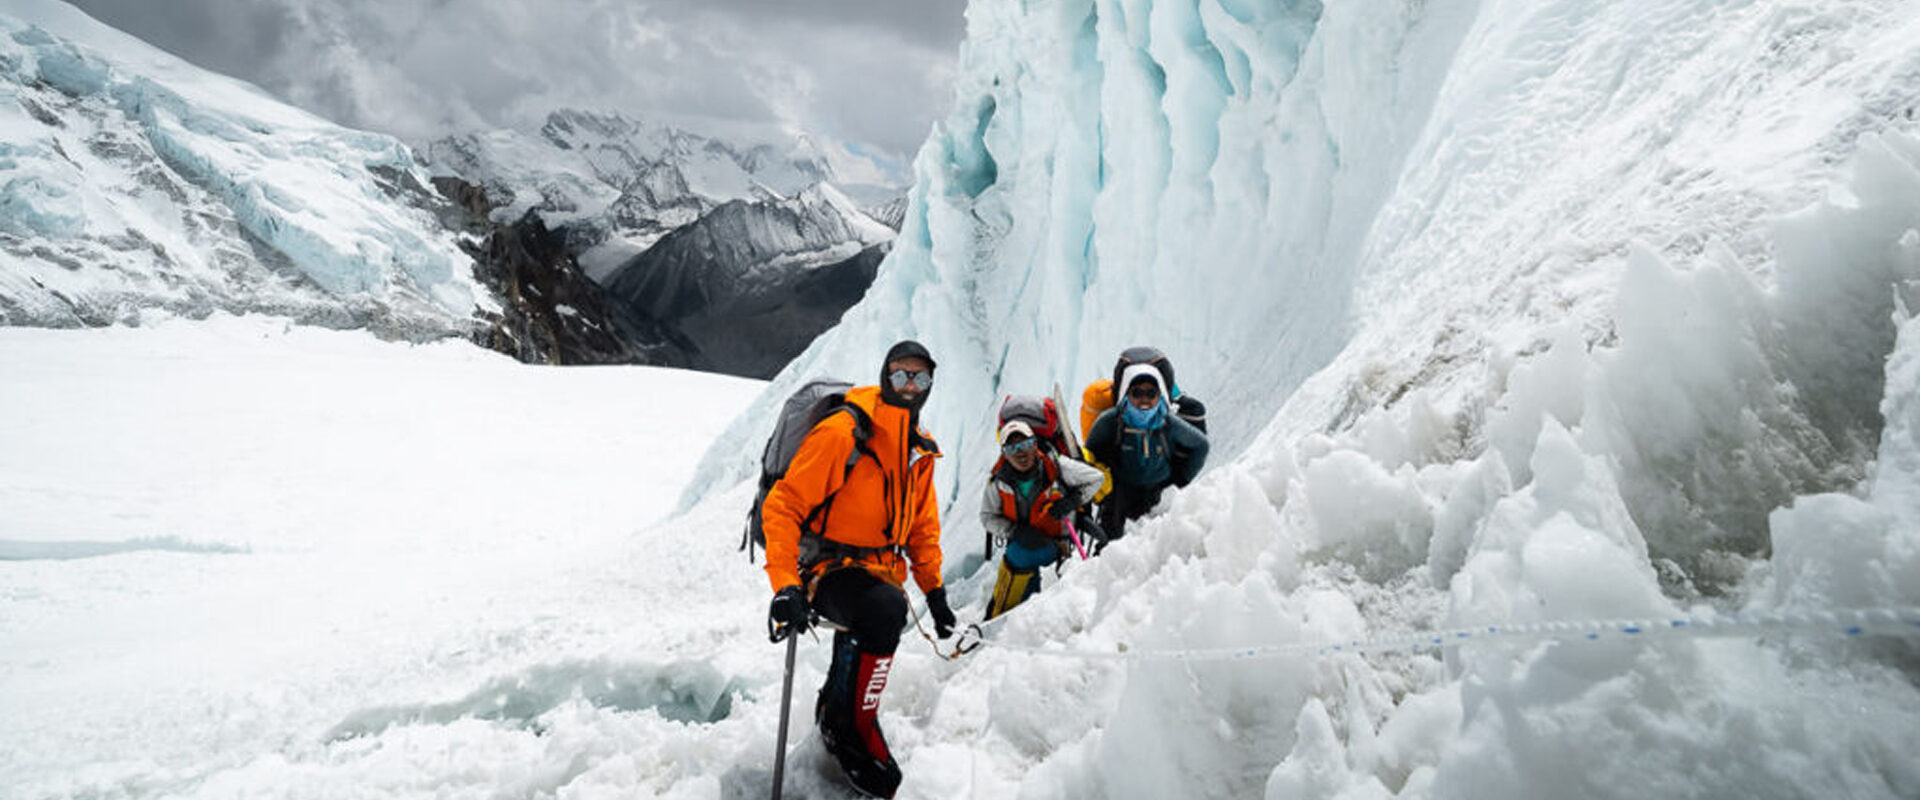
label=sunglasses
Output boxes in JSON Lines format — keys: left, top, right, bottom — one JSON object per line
{"left": 1128, "top": 385, "right": 1160, "bottom": 400}
{"left": 1002, "top": 438, "right": 1038, "bottom": 457}
{"left": 887, "top": 369, "right": 933, "bottom": 391}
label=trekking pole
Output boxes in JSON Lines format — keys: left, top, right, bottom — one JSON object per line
{"left": 770, "top": 622, "right": 799, "bottom": 800}
{"left": 1064, "top": 515, "right": 1089, "bottom": 560}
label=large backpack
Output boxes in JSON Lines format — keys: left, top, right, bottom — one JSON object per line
{"left": 741, "top": 379, "right": 873, "bottom": 561}
{"left": 997, "top": 394, "right": 1072, "bottom": 456}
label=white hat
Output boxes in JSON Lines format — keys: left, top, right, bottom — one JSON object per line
{"left": 999, "top": 419, "right": 1035, "bottom": 443}
{"left": 1120, "top": 363, "right": 1165, "bottom": 397}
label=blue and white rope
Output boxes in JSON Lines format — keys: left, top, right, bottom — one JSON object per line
{"left": 956, "top": 606, "right": 1920, "bottom": 663}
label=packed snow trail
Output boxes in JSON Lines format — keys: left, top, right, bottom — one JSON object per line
{"left": 958, "top": 604, "right": 1920, "bottom": 662}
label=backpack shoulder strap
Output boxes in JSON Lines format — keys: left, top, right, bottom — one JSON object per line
{"left": 840, "top": 403, "right": 874, "bottom": 467}
{"left": 802, "top": 403, "right": 876, "bottom": 549}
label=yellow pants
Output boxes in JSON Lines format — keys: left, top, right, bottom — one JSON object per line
{"left": 985, "top": 561, "right": 1039, "bottom": 621}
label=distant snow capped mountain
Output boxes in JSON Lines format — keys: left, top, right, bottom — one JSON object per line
{"left": 423, "top": 110, "right": 902, "bottom": 281}
{"left": 605, "top": 183, "right": 894, "bottom": 378}
{"left": 863, "top": 195, "right": 910, "bottom": 232}
{"left": 0, "top": 4, "right": 898, "bottom": 377}
{"left": 0, "top": 1, "right": 481, "bottom": 338}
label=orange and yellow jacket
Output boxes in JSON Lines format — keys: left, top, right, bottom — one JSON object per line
{"left": 761, "top": 385, "right": 944, "bottom": 596}
{"left": 978, "top": 451, "right": 1105, "bottom": 545}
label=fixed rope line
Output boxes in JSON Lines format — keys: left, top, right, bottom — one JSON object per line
{"left": 946, "top": 606, "right": 1920, "bottom": 663}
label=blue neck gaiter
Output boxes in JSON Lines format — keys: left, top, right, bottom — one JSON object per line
{"left": 1122, "top": 398, "right": 1167, "bottom": 430}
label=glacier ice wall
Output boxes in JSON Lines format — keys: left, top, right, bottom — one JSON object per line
{"left": 686, "top": 0, "right": 1458, "bottom": 507}
{"left": 687, "top": 0, "right": 1920, "bottom": 796}
{"left": 689, "top": 0, "right": 1920, "bottom": 571}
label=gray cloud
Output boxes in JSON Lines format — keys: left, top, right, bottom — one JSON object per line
{"left": 64, "top": 0, "right": 965, "bottom": 173}
{"left": 647, "top": 0, "right": 967, "bottom": 49}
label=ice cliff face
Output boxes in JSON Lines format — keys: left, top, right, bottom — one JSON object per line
{"left": 605, "top": 183, "right": 894, "bottom": 378}
{"left": 688, "top": 0, "right": 1920, "bottom": 795}
{"left": 690, "top": 0, "right": 1920, "bottom": 562}
{"left": 0, "top": 0, "right": 481, "bottom": 337}
{"left": 685, "top": 0, "right": 1400, "bottom": 504}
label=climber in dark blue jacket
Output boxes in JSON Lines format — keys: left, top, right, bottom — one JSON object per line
{"left": 1086, "top": 361, "right": 1209, "bottom": 544}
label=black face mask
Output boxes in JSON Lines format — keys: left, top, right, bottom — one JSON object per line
{"left": 879, "top": 339, "right": 936, "bottom": 410}
{"left": 879, "top": 376, "right": 931, "bottom": 410}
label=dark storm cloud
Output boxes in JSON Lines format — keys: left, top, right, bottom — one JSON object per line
{"left": 60, "top": 0, "right": 300, "bottom": 80}
{"left": 62, "top": 0, "right": 966, "bottom": 170}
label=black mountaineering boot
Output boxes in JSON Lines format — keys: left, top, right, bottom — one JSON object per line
{"left": 816, "top": 632, "right": 902, "bottom": 797}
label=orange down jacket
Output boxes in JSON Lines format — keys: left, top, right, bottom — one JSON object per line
{"left": 761, "top": 385, "right": 944, "bottom": 595}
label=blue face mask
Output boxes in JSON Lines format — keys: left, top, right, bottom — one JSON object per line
{"left": 1122, "top": 397, "right": 1167, "bottom": 429}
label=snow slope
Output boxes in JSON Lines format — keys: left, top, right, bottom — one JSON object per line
{"left": 0, "top": 0, "right": 482, "bottom": 335}
{"left": 0, "top": 314, "right": 766, "bottom": 798}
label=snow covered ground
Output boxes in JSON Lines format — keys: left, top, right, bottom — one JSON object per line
{"left": 3, "top": 302, "right": 1916, "bottom": 799}
{"left": 0, "top": 315, "right": 782, "bottom": 798}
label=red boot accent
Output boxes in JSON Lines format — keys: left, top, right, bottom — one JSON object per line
{"left": 852, "top": 651, "right": 894, "bottom": 763}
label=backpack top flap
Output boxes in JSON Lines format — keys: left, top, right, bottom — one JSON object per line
{"left": 999, "top": 394, "right": 1056, "bottom": 434}
{"left": 760, "top": 379, "right": 858, "bottom": 482}
{"left": 1000, "top": 393, "right": 1071, "bottom": 454}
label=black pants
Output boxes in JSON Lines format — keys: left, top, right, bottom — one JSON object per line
{"left": 812, "top": 567, "right": 908, "bottom": 655}
{"left": 1098, "top": 481, "right": 1166, "bottom": 542}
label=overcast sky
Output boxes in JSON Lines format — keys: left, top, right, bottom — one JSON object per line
{"left": 66, "top": 0, "right": 968, "bottom": 172}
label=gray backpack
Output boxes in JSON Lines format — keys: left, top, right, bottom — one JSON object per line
{"left": 741, "top": 379, "right": 873, "bottom": 560}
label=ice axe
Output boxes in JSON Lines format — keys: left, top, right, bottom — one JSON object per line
{"left": 768, "top": 616, "right": 802, "bottom": 799}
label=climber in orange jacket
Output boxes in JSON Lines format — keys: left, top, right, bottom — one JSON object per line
{"left": 760, "top": 340, "right": 954, "bottom": 799}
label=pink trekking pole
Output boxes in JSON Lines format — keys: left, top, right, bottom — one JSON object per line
{"left": 1064, "top": 514, "right": 1089, "bottom": 560}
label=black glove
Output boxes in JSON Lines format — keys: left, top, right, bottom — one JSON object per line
{"left": 925, "top": 587, "right": 956, "bottom": 639}
{"left": 1045, "top": 494, "right": 1077, "bottom": 519}
{"left": 768, "top": 585, "right": 809, "bottom": 641}
{"left": 1010, "top": 523, "right": 1048, "bottom": 550}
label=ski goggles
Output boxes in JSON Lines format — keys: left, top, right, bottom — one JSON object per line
{"left": 888, "top": 369, "right": 933, "bottom": 391}
{"left": 1001, "top": 438, "right": 1038, "bottom": 457}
